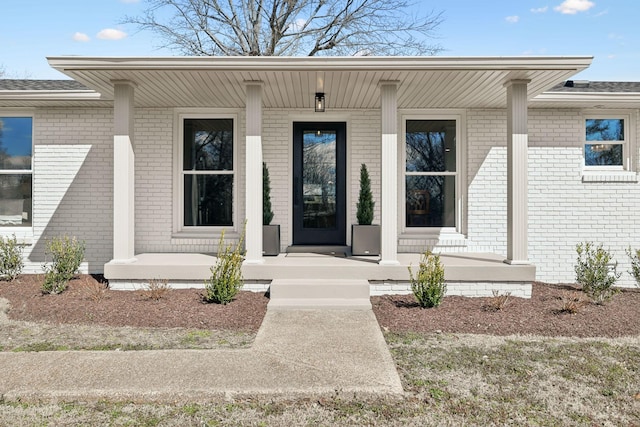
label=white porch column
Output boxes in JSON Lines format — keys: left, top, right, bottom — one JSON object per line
{"left": 244, "top": 82, "right": 264, "bottom": 264}
{"left": 112, "top": 81, "right": 136, "bottom": 262}
{"left": 505, "top": 80, "right": 530, "bottom": 264}
{"left": 379, "top": 82, "right": 400, "bottom": 265}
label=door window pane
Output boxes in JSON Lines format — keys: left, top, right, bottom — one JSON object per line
{"left": 302, "top": 130, "right": 336, "bottom": 229}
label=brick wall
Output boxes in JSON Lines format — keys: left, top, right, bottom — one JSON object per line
{"left": 25, "top": 108, "right": 113, "bottom": 273}
{"left": 14, "top": 105, "right": 640, "bottom": 286}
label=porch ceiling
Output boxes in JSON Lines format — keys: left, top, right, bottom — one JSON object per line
{"left": 47, "top": 56, "right": 592, "bottom": 109}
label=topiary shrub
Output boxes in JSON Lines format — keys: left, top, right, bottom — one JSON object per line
{"left": 356, "top": 163, "right": 374, "bottom": 225}
{"left": 408, "top": 251, "right": 446, "bottom": 308}
{"left": 204, "top": 229, "right": 245, "bottom": 304}
{"left": 0, "top": 234, "right": 24, "bottom": 281}
{"left": 263, "top": 162, "right": 274, "bottom": 226}
{"left": 575, "top": 242, "right": 620, "bottom": 304}
{"left": 626, "top": 246, "right": 640, "bottom": 288}
{"left": 42, "top": 235, "right": 85, "bottom": 294}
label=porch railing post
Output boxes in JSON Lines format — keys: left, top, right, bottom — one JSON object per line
{"left": 505, "top": 79, "right": 531, "bottom": 264}
{"left": 244, "top": 82, "right": 264, "bottom": 264}
{"left": 379, "top": 81, "right": 400, "bottom": 265}
{"left": 112, "top": 80, "right": 136, "bottom": 262}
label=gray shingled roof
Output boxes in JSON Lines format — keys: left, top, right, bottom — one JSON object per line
{"left": 549, "top": 81, "right": 640, "bottom": 93}
{"left": 0, "top": 79, "right": 89, "bottom": 91}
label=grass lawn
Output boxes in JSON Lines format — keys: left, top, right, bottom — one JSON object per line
{"left": 1, "top": 332, "right": 639, "bottom": 426}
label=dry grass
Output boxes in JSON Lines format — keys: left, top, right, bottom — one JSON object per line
{"left": 1, "top": 333, "right": 638, "bottom": 426}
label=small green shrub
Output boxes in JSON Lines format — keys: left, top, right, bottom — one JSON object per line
{"left": 575, "top": 242, "right": 620, "bottom": 304}
{"left": 204, "top": 229, "right": 245, "bottom": 304}
{"left": 625, "top": 247, "right": 640, "bottom": 288}
{"left": 356, "top": 163, "right": 374, "bottom": 225}
{"left": 263, "top": 162, "right": 274, "bottom": 226}
{"left": 0, "top": 234, "right": 24, "bottom": 280}
{"left": 408, "top": 251, "right": 446, "bottom": 308}
{"left": 42, "top": 235, "right": 85, "bottom": 294}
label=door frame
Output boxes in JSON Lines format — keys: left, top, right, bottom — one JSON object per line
{"left": 292, "top": 121, "right": 347, "bottom": 246}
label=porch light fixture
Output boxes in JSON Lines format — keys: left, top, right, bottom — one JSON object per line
{"left": 315, "top": 92, "right": 325, "bottom": 112}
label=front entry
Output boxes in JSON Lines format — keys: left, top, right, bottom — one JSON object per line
{"left": 292, "top": 122, "right": 347, "bottom": 245}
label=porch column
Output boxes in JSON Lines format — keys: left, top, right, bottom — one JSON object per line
{"left": 112, "top": 80, "right": 136, "bottom": 262}
{"left": 244, "top": 82, "right": 264, "bottom": 264}
{"left": 505, "top": 80, "right": 530, "bottom": 264}
{"left": 379, "top": 82, "right": 400, "bottom": 265}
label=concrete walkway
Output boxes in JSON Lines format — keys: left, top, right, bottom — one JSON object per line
{"left": 0, "top": 310, "right": 403, "bottom": 402}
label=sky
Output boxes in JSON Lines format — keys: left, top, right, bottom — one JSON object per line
{"left": 1, "top": 0, "right": 638, "bottom": 81}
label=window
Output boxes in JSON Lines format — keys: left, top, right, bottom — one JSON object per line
{"left": 404, "top": 119, "right": 458, "bottom": 229}
{"left": 0, "top": 116, "right": 32, "bottom": 228}
{"left": 584, "top": 115, "right": 628, "bottom": 169}
{"left": 180, "top": 117, "right": 235, "bottom": 229}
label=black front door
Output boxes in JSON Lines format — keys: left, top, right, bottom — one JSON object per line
{"left": 292, "top": 122, "right": 347, "bottom": 245}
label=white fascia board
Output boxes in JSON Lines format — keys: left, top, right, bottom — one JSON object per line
{"left": 532, "top": 92, "right": 640, "bottom": 105}
{"left": 0, "top": 90, "right": 102, "bottom": 101}
{"left": 47, "top": 55, "right": 593, "bottom": 73}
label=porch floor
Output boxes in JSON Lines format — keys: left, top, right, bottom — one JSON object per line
{"left": 105, "top": 252, "right": 535, "bottom": 296}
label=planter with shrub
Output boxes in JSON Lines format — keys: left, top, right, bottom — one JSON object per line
{"left": 352, "top": 163, "right": 380, "bottom": 256}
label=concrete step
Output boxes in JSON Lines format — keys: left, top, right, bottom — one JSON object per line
{"left": 268, "top": 279, "right": 372, "bottom": 310}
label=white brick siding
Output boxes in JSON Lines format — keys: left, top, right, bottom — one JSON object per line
{"left": 25, "top": 109, "right": 113, "bottom": 273}
{"left": 13, "top": 105, "right": 640, "bottom": 287}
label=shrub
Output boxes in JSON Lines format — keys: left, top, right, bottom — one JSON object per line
{"left": 42, "top": 235, "right": 85, "bottom": 294}
{"left": 0, "top": 234, "right": 24, "bottom": 281}
{"left": 204, "top": 229, "right": 245, "bottom": 304}
{"left": 263, "top": 162, "right": 274, "bottom": 226}
{"left": 558, "top": 290, "right": 588, "bottom": 314}
{"left": 356, "top": 163, "right": 374, "bottom": 225}
{"left": 139, "top": 278, "right": 171, "bottom": 301}
{"left": 625, "top": 247, "right": 640, "bottom": 288}
{"left": 82, "top": 280, "right": 109, "bottom": 303}
{"left": 485, "top": 290, "right": 512, "bottom": 312}
{"left": 574, "top": 242, "right": 620, "bottom": 304}
{"left": 408, "top": 251, "right": 446, "bottom": 308}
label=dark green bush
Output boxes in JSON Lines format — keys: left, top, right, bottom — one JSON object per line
{"left": 263, "top": 162, "right": 274, "bottom": 226}
{"left": 356, "top": 163, "right": 374, "bottom": 225}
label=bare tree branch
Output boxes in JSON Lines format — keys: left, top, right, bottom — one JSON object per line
{"left": 123, "top": 0, "right": 443, "bottom": 56}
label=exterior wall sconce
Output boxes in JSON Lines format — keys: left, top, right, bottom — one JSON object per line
{"left": 315, "top": 92, "right": 325, "bottom": 112}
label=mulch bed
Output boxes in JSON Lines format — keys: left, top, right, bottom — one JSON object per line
{"left": 0, "top": 275, "right": 268, "bottom": 332}
{"left": 1, "top": 275, "right": 639, "bottom": 337}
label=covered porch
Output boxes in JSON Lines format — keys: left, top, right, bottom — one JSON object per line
{"left": 48, "top": 55, "right": 591, "bottom": 297}
{"left": 104, "top": 251, "right": 535, "bottom": 298}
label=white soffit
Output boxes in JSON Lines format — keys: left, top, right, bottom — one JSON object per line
{"left": 47, "top": 56, "right": 593, "bottom": 109}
